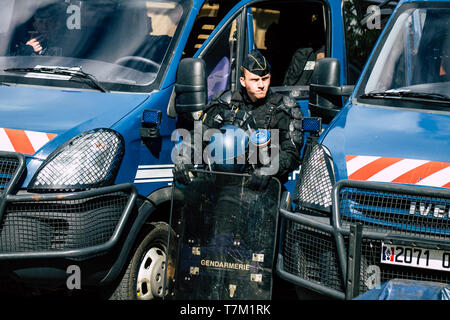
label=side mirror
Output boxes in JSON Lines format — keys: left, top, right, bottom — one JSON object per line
{"left": 309, "top": 58, "right": 354, "bottom": 124}
{"left": 175, "top": 58, "right": 208, "bottom": 114}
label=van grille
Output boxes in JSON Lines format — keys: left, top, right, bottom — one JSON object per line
{"left": 0, "top": 192, "right": 129, "bottom": 253}
{"left": 283, "top": 221, "right": 344, "bottom": 292}
{"left": 0, "top": 156, "right": 20, "bottom": 194}
{"left": 339, "top": 186, "right": 450, "bottom": 241}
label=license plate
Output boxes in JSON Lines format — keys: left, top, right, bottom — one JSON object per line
{"left": 381, "top": 242, "right": 450, "bottom": 272}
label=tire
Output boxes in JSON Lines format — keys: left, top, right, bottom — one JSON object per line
{"left": 110, "top": 222, "right": 171, "bottom": 300}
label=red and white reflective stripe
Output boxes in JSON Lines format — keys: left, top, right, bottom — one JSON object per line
{"left": 346, "top": 155, "right": 450, "bottom": 189}
{"left": 0, "top": 128, "right": 57, "bottom": 155}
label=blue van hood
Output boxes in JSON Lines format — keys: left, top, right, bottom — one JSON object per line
{"left": 0, "top": 86, "right": 149, "bottom": 157}
{"left": 322, "top": 104, "right": 450, "bottom": 188}
{"left": 0, "top": 86, "right": 149, "bottom": 133}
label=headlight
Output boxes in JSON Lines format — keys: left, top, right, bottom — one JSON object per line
{"left": 29, "top": 129, "right": 124, "bottom": 192}
{"left": 293, "top": 142, "right": 335, "bottom": 211}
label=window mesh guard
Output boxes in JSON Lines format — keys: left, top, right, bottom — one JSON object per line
{"left": 293, "top": 142, "right": 334, "bottom": 210}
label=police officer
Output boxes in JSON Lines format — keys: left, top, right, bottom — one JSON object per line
{"left": 173, "top": 49, "right": 304, "bottom": 190}
{"left": 172, "top": 52, "right": 304, "bottom": 295}
{"left": 15, "top": 3, "right": 66, "bottom": 56}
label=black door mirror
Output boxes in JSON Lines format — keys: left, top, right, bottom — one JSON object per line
{"left": 309, "top": 58, "right": 354, "bottom": 124}
{"left": 175, "top": 58, "right": 208, "bottom": 114}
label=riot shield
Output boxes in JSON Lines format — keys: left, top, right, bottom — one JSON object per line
{"left": 166, "top": 170, "right": 281, "bottom": 300}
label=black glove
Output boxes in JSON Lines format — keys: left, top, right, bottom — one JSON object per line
{"left": 247, "top": 168, "right": 271, "bottom": 191}
{"left": 172, "top": 163, "right": 195, "bottom": 185}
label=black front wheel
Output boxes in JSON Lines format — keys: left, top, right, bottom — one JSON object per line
{"left": 110, "top": 222, "right": 171, "bottom": 300}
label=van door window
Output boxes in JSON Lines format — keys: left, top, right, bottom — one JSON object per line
{"left": 343, "top": 0, "right": 395, "bottom": 84}
{"left": 183, "top": 1, "right": 238, "bottom": 58}
{"left": 198, "top": 14, "right": 241, "bottom": 101}
{"left": 249, "top": 1, "right": 327, "bottom": 87}
{"left": 361, "top": 7, "right": 450, "bottom": 98}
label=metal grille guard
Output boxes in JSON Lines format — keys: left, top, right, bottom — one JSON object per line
{"left": 278, "top": 179, "right": 450, "bottom": 299}
{"left": 0, "top": 151, "right": 138, "bottom": 260}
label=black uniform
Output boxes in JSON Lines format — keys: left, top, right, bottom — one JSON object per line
{"left": 173, "top": 49, "right": 304, "bottom": 188}
{"left": 201, "top": 88, "right": 303, "bottom": 184}
{"left": 171, "top": 51, "right": 304, "bottom": 296}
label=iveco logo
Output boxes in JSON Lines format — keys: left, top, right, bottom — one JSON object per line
{"left": 409, "top": 201, "right": 450, "bottom": 219}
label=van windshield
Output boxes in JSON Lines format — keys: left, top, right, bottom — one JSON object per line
{"left": 0, "top": 0, "right": 188, "bottom": 92}
{"left": 358, "top": 5, "right": 450, "bottom": 105}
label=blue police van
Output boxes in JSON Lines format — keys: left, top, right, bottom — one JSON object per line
{"left": 278, "top": 0, "right": 450, "bottom": 299}
{"left": 0, "top": 0, "right": 387, "bottom": 298}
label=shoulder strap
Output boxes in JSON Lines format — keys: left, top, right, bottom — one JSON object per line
{"left": 274, "top": 95, "right": 297, "bottom": 115}
{"left": 217, "top": 90, "right": 233, "bottom": 105}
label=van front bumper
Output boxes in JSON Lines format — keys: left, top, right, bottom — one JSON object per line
{"left": 0, "top": 151, "right": 138, "bottom": 289}
{"left": 277, "top": 179, "right": 450, "bottom": 299}
{"left": 0, "top": 184, "right": 137, "bottom": 261}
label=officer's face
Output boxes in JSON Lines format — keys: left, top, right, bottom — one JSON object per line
{"left": 33, "top": 18, "right": 52, "bottom": 35}
{"left": 240, "top": 69, "right": 271, "bottom": 102}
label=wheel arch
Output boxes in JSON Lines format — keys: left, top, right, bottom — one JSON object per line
{"left": 100, "top": 186, "right": 173, "bottom": 286}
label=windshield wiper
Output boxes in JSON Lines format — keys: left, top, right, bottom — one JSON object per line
{"left": 4, "top": 66, "right": 108, "bottom": 93}
{"left": 360, "top": 90, "right": 450, "bottom": 103}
